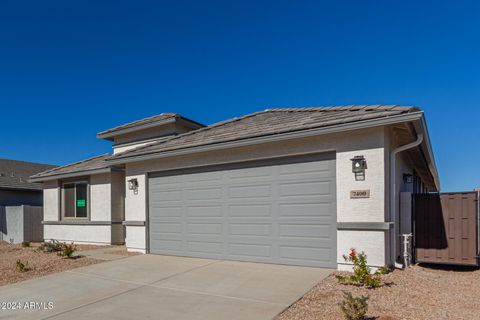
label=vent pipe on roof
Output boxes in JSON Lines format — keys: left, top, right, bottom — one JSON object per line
{"left": 390, "top": 133, "right": 423, "bottom": 269}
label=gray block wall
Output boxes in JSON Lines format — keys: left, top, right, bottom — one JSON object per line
{"left": 0, "top": 205, "right": 43, "bottom": 243}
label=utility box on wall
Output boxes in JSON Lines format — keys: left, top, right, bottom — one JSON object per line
{"left": 0, "top": 205, "right": 43, "bottom": 243}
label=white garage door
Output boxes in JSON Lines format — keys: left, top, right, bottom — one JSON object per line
{"left": 148, "top": 153, "right": 337, "bottom": 268}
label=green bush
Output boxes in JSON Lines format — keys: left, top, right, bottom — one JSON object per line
{"left": 335, "top": 248, "right": 388, "bottom": 288}
{"left": 21, "top": 241, "right": 30, "bottom": 248}
{"left": 57, "top": 242, "right": 77, "bottom": 259}
{"left": 339, "top": 291, "right": 369, "bottom": 320}
{"left": 15, "top": 259, "right": 29, "bottom": 272}
{"left": 38, "top": 239, "right": 64, "bottom": 252}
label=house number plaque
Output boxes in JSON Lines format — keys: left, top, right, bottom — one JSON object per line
{"left": 350, "top": 190, "right": 370, "bottom": 198}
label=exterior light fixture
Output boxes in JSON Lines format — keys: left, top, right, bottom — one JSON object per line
{"left": 128, "top": 178, "right": 139, "bottom": 194}
{"left": 351, "top": 156, "right": 367, "bottom": 181}
{"left": 403, "top": 173, "right": 413, "bottom": 184}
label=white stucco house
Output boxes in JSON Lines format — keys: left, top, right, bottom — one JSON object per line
{"left": 30, "top": 105, "right": 439, "bottom": 270}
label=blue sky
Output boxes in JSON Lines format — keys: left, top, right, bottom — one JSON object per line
{"left": 0, "top": 1, "right": 478, "bottom": 191}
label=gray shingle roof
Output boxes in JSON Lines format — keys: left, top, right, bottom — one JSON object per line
{"left": 96, "top": 113, "right": 205, "bottom": 139}
{"left": 0, "top": 159, "right": 57, "bottom": 190}
{"left": 30, "top": 105, "right": 421, "bottom": 181}
{"left": 111, "top": 105, "right": 420, "bottom": 161}
{"left": 29, "top": 154, "right": 111, "bottom": 180}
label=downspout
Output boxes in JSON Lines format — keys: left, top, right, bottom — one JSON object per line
{"left": 390, "top": 133, "right": 423, "bottom": 268}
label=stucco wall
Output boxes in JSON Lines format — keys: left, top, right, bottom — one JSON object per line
{"left": 125, "top": 225, "right": 146, "bottom": 252}
{"left": 43, "top": 180, "right": 59, "bottom": 221}
{"left": 44, "top": 224, "right": 112, "bottom": 244}
{"left": 90, "top": 173, "right": 111, "bottom": 221}
{"left": 42, "top": 172, "right": 124, "bottom": 245}
{"left": 114, "top": 141, "right": 155, "bottom": 154}
{"left": 111, "top": 171, "right": 125, "bottom": 222}
{"left": 124, "top": 127, "right": 390, "bottom": 267}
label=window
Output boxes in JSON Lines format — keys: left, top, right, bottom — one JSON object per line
{"left": 62, "top": 182, "right": 88, "bottom": 219}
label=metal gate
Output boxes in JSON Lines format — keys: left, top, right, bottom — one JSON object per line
{"left": 414, "top": 192, "right": 479, "bottom": 266}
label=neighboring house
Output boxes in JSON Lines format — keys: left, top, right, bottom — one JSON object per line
{"left": 0, "top": 159, "right": 56, "bottom": 243}
{"left": 30, "top": 106, "right": 439, "bottom": 270}
{"left": 0, "top": 159, "right": 56, "bottom": 206}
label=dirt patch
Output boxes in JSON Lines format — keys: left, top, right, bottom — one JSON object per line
{"left": 0, "top": 241, "right": 103, "bottom": 286}
{"left": 276, "top": 264, "right": 480, "bottom": 320}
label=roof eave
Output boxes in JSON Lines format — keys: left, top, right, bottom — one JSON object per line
{"left": 96, "top": 117, "right": 205, "bottom": 141}
{"left": 29, "top": 168, "right": 112, "bottom": 183}
{"left": 107, "top": 111, "right": 425, "bottom": 166}
{"left": 0, "top": 185, "right": 43, "bottom": 191}
{"left": 413, "top": 114, "right": 440, "bottom": 191}
{"left": 96, "top": 118, "right": 177, "bottom": 140}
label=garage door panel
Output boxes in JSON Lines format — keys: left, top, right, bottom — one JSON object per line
{"left": 228, "top": 204, "right": 272, "bottom": 217}
{"left": 186, "top": 187, "right": 223, "bottom": 200}
{"left": 227, "top": 166, "right": 273, "bottom": 179}
{"left": 278, "top": 159, "right": 334, "bottom": 174}
{"left": 150, "top": 239, "right": 183, "bottom": 252}
{"left": 150, "top": 206, "right": 183, "bottom": 217}
{"left": 187, "top": 241, "right": 223, "bottom": 255}
{"left": 279, "top": 180, "right": 334, "bottom": 197}
{"left": 150, "top": 222, "right": 183, "bottom": 234}
{"left": 228, "top": 223, "right": 273, "bottom": 236}
{"left": 278, "top": 223, "right": 333, "bottom": 238}
{"left": 186, "top": 206, "right": 223, "bottom": 217}
{"left": 149, "top": 154, "right": 336, "bottom": 268}
{"left": 228, "top": 185, "right": 272, "bottom": 199}
{"left": 151, "top": 189, "right": 183, "bottom": 201}
{"left": 279, "top": 246, "right": 333, "bottom": 262}
{"left": 187, "top": 222, "right": 223, "bottom": 235}
{"left": 278, "top": 202, "right": 335, "bottom": 217}
{"left": 228, "top": 243, "right": 272, "bottom": 258}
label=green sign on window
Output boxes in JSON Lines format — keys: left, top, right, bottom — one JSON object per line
{"left": 76, "top": 199, "right": 86, "bottom": 208}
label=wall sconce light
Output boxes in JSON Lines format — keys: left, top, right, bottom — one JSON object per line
{"left": 351, "top": 155, "right": 367, "bottom": 181}
{"left": 128, "top": 178, "right": 139, "bottom": 194}
{"left": 403, "top": 173, "right": 413, "bottom": 184}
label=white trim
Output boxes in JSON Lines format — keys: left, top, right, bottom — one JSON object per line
{"left": 29, "top": 168, "right": 111, "bottom": 183}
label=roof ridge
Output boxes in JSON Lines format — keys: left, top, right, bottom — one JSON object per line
{"left": 0, "top": 158, "right": 57, "bottom": 167}
{"left": 30, "top": 154, "right": 110, "bottom": 178}
{"left": 109, "top": 105, "right": 421, "bottom": 160}
{"left": 111, "top": 110, "right": 269, "bottom": 158}
{"left": 264, "top": 104, "right": 411, "bottom": 112}
{"left": 97, "top": 113, "right": 179, "bottom": 136}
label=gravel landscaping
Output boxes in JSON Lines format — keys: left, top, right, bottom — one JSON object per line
{"left": 276, "top": 264, "right": 480, "bottom": 320}
{"left": 1, "top": 241, "right": 109, "bottom": 286}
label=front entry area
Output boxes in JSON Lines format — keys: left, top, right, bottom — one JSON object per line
{"left": 148, "top": 153, "right": 337, "bottom": 268}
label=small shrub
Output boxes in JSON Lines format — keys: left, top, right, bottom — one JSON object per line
{"left": 376, "top": 264, "right": 393, "bottom": 275}
{"left": 21, "top": 241, "right": 30, "bottom": 247}
{"left": 38, "top": 239, "right": 64, "bottom": 252}
{"left": 57, "top": 242, "right": 77, "bottom": 259}
{"left": 16, "top": 259, "right": 29, "bottom": 272}
{"left": 335, "top": 248, "right": 388, "bottom": 288}
{"left": 339, "top": 291, "right": 369, "bottom": 320}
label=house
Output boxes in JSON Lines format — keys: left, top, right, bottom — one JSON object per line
{"left": 30, "top": 106, "right": 439, "bottom": 270}
{"left": 0, "top": 159, "right": 56, "bottom": 243}
{"left": 0, "top": 159, "right": 56, "bottom": 206}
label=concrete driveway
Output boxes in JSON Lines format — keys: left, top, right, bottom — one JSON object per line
{"left": 0, "top": 255, "right": 331, "bottom": 320}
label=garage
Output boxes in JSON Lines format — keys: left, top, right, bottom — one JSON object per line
{"left": 147, "top": 153, "right": 337, "bottom": 268}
